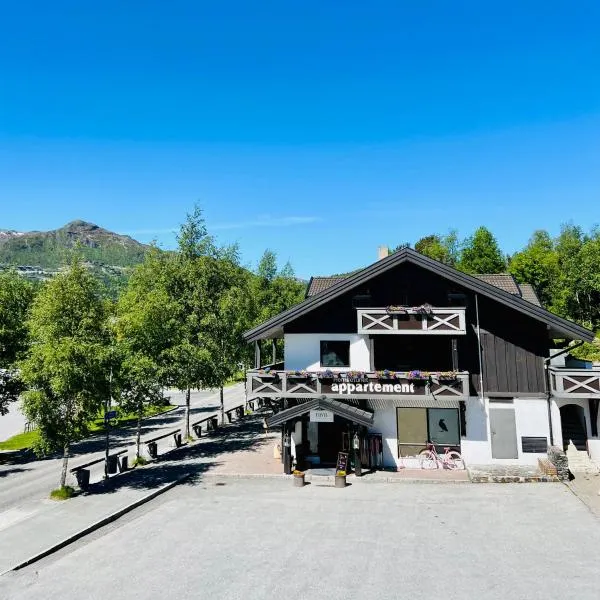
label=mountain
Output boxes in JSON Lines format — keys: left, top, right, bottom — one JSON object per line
{"left": 0, "top": 221, "right": 150, "bottom": 289}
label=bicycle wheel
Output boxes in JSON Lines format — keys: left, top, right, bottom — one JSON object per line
{"left": 419, "top": 449, "right": 437, "bottom": 470}
{"left": 445, "top": 451, "right": 465, "bottom": 470}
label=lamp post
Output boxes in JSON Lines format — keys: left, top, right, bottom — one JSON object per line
{"left": 353, "top": 430, "right": 362, "bottom": 477}
{"left": 283, "top": 429, "right": 292, "bottom": 474}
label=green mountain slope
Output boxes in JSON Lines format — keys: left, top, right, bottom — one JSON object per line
{"left": 0, "top": 220, "right": 148, "bottom": 269}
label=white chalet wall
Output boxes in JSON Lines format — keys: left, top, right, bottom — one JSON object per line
{"left": 284, "top": 333, "right": 370, "bottom": 371}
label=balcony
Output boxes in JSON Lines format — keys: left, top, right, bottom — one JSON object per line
{"left": 246, "top": 369, "right": 470, "bottom": 401}
{"left": 549, "top": 367, "right": 600, "bottom": 398}
{"left": 356, "top": 307, "right": 466, "bottom": 335}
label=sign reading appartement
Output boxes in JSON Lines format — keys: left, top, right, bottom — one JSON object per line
{"left": 321, "top": 380, "right": 425, "bottom": 396}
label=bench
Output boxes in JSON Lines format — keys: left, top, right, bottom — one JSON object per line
{"left": 70, "top": 449, "right": 129, "bottom": 490}
{"left": 224, "top": 404, "right": 245, "bottom": 423}
{"left": 191, "top": 415, "right": 219, "bottom": 438}
{"left": 144, "top": 429, "right": 183, "bottom": 458}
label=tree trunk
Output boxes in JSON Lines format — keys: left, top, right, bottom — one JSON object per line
{"left": 185, "top": 388, "right": 191, "bottom": 438}
{"left": 136, "top": 404, "right": 143, "bottom": 460}
{"left": 220, "top": 385, "right": 225, "bottom": 425}
{"left": 59, "top": 442, "right": 70, "bottom": 489}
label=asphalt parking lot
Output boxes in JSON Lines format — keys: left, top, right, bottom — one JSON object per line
{"left": 1, "top": 479, "right": 599, "bottom": 600}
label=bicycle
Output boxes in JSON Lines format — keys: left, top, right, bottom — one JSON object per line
{"left": 419, "top": 442, "right": 465, "bottom": 470}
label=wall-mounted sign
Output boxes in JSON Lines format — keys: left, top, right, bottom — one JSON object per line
{"left": 324, "top": 381, "right": 418, "bottom": 395}
{"left": 310, "top": 409, "right": 334, "bottom": 422}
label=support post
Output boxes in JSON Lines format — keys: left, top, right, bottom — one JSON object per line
{"left": 272, "top": 339, "right": 277, "bottom": 364}
{"left": 254, "top": 341, "right": 261, "bottom": 369}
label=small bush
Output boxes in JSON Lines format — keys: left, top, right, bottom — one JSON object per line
{"left": 50, "top": 486, "right": 76, "bottom": 500}
{"left": 132, "top": 456, "right": 149, "bottom": 467}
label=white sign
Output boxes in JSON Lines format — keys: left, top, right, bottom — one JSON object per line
{"left": 330, "top": 382, "right": 415, "bottom": 395}
{"left": 310, "top": 409, "right": 334, "bottom": 423}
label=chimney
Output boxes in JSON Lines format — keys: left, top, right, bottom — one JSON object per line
{"left": 377, "top": 245, "right": 389, "bottom": 260}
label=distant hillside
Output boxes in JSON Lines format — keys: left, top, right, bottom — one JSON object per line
{"left": 0, "top": 220, "right": 148, "bottom": 268}
{"left": 0, "top": 221, "right": 150, "bottom": 292}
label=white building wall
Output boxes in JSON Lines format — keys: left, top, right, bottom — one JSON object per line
{"left": 284, "top": 333, "right": 371, "bottom": 371}
{"left": 514, "top": 398, "right": 551, "bottom": 465}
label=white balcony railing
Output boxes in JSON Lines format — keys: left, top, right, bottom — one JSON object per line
{"left": 246, "top": 370, "right": 470, "bottom": 401}
{"left": 356, "top": 307, "right": 466, "bottom": 335}
{"left": 549, "top": 367, "right": 600, "bottom": 398}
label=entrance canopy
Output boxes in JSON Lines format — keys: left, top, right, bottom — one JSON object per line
{"left": 266, "top": 397, "right": 374, "bottom": 428}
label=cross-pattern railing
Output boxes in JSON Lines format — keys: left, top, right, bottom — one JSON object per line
{"left": 356, "top": 307, "right": 466, "bottom": 335}
{"left": 549, "top": 368, "right": 600, "bottom": 398}
{"left": 246, "top": 370, "right": 470, "bottom": 400}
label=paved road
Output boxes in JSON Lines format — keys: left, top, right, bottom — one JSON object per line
{"left": 0, "top": 384, "right": 245, "bottom": 514}
{"left": 1, "top": 480, "right": 599, "bottom": 600}
{"left": 0, "top": 403, "right": 26, "bottom": 443}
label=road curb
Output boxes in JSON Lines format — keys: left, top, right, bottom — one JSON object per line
{"left": 3, "top": 472, "right": 192, "bottom": 575}
{"left": 199, "top": 471, "right": 471, "bottom": 484}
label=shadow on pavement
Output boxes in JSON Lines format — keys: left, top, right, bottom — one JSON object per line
{"left": 86, "top": 416, "right": 270, "bottom": 496}
{"left": 0, "top": 466, "right": 31, "bottom": 478}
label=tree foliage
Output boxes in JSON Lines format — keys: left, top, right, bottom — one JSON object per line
{"left": 0, "top": 271, "right": 35, "bottom": 414}
{"left": 458, "top": 226, "right": 506, "bottom": 274}
{"left": 19, "top": 259, "right": 110, "bottom": 487}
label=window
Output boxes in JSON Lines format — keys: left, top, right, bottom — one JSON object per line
{"left": 320, "top": 340, "right": 350, "bottom": 367}
{"left": 396, "top": 407, "right": 460, "bottom": 456}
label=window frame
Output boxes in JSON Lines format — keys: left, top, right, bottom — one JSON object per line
{"left": 319, "top": 340, "right": 351, "bottom": 368}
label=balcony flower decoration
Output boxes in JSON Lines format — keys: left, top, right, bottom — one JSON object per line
{"left": 346, "top": 370, "right": 367, "bottom": 380}
{"left": 287, "top": 369, "right": 311, "bottom": 379}
{"left": 385, "top": 303, "right": 433, "bottom": 315}
{"left": 376, "top": 370, "right": 402, "bottom": 380}
{"left": 437, "top": 370, "right": 459, "bottom": 382}
{"left": 257, "top": 367, "right": 279, "bottom": 380}
{"left": 318, "top": 369, "right": 335, "bottom": 380}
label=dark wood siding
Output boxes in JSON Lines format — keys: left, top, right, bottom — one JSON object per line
{"left": 284, "top": 262, "right": 549, "bottom": 395}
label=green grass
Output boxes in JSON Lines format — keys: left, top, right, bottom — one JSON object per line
{"left": 50, "top": 486, "right": 76, "bottom": 500}
{"left": 0, "top": 403, "right": 174, "bottom": 452}
{"left": 0, "top": 429, "right": 40, "bottom": 452}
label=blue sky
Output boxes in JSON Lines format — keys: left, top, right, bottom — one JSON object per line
{"left": 1, "top": 1, "right": 599, "bottom": 278}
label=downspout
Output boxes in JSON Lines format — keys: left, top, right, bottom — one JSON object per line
{"left": 543, "top": 340, "right": 584, "bottom": 447}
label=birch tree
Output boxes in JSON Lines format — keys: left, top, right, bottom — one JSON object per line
{"left": 20, "top": 259, "right": 109, "bottom": 490}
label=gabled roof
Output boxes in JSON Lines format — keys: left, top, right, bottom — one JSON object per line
{"left": 306, "top": 276, "right": 347, "bottom": 298}
{"left": 266, "top": 397, "right": 374, "bottom": 428}
{"left": 473, "top": 274, "right": 521, "bottom": 295}
{"left": 243, "top": 247, "right": 594, "bottom": 342}
{"left": 308, "top": 272, "right": 543, "bottom": 307}
{"left": 519, "top": 283, "right": 542, "bottom": 307}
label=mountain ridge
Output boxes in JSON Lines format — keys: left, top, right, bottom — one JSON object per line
{"left": 0, "top": 220, "right": 149, "bottom": 271}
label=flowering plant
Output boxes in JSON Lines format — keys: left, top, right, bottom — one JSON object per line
{"left": 318, "top": 369, "right": 335, "bottom": 379}
{"left": 292, "top": 470, "right": 304, "bottom": 477}
{"left": 288, "top": 369, "right": 310, "bottom": 378}
{"left": 376, "top": 369, "right": 399, "bottom": 379}
{"left": 345, "top": 370, "right": 366, "bottom": 379}
{"left": 437, "top": 371, "right": 459, "bottom": 380}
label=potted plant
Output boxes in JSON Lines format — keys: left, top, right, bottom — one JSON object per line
{"left": 257, "top": 367, "right": 279, "bottom": 381}
{"left": 437, "top": 370, "right": 458, "bottom": 382}
{"left": 335, "top": 470, "right": 347, "bottom": 488}
{"left": 287, "top": 369, "right": 311, "bottom": 380}
{"left": 377, "top": 369, "right": 398, "bottom": 380}
{"left": 292, "top": 469, "right": 305, "bottom": 487}
{"left": 317, "top": 369, "right": 335, "bottom": 381}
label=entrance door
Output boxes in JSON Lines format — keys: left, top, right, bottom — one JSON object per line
{"left": 317, "top": 419, "right": 345, "bottom": 465}
{"left": 490, "top": 406, "right": 518, "bottom": 459}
